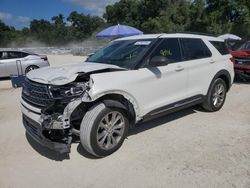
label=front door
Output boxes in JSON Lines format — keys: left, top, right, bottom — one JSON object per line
{"left": 4, "top": 51, "right": 23, "bottom": 76}
{"left": 132, "top": 38, "right": 188, "bottom": 115}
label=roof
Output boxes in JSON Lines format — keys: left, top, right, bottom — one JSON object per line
{"left": 115, "top": 33, "right": 223, "bottom": 42}
{"left": 0, "top": 49, "right": 35, "bottom": 54}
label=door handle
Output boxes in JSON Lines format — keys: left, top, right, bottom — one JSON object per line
{"left": 209, "top": 60, "right": 215, "bottom": 64}
{"left": 175, "top": 66, "right": 184, "bottom": 72}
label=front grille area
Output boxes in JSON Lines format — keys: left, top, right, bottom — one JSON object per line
{"left": 235, "top": 58, "right": 250, "bottom": 65}
{"left": 23, "top": 114, "right": 42, "bottom": 139}
{"left": 22, "top": 78, "right": 54, "bottom": 108}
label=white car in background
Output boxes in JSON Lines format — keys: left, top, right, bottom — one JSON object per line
{"left": 0, "top": 50, "right": 49, "bottom": 78}
{"left": 21, "top": 33, "right": 234, "bottom": 157}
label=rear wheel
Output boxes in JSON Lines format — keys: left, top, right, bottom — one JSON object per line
{"left": 80, "top": 103, "right": 129, "bottom": 157}
{"left": 25, "top": 65, "right": 39, "bottom": 74}
{"left": 202, "top": 78, "right": 227, "bottom": 112}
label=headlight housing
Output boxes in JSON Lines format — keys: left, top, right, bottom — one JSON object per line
{"left": 48, "top": 83, "right": 86, "bottom": 99}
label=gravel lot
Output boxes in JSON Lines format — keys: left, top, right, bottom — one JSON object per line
{"left": 0, "top": 55, "right": 250, "bottom": 188}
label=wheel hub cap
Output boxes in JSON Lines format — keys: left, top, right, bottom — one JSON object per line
{"left": 212, "top": 83, "right": 225, "bottom": 108}
{"left": 96, "top": 111, "right": 125, "bottom": 150}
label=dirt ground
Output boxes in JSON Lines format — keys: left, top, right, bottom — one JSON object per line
{"left": 0, "top": 55, "right": 250, "bottom": 188}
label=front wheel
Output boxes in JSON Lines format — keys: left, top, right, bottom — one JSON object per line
{"left": 80, "top": 103, "right": 129, "bottom": 157}
{"left": 202, "top": 78, "right": 227, "bottom": 112}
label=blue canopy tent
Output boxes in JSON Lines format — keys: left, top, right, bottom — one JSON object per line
{"left": 96, "top": 24, "right": 143, "bottom": 38}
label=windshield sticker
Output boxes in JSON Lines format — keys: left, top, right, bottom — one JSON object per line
{"left": 134, "top": 41, "right": 151, "bottom": 46}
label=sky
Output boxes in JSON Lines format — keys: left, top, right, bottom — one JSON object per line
{"left": 0, "top": 0, "right": 118, "bottom": 30}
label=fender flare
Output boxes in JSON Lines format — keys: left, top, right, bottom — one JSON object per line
{"left": 89, "top": 90, "right": 141, "bottom": 121}
{"left": 102, "top": 99, "right": 127, "bottom": 111}
{"left": 207, "top": 70, "right": 232, "bottom": 95}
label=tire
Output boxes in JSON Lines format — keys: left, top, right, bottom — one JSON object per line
{"left": 80, "top": 102, "right": 129, "bottom": 157}
{"left": 202, "top": 78, "right": 227, "bottom": 112}
{"left": 25, "top": 65, "right": 39, "bottom": 74}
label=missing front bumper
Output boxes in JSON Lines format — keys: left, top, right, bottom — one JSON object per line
{"left": 23, "top": 114, "right": 72, "bottom": 154}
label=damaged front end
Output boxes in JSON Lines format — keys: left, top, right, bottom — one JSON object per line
{"left": 21, "top": 77, "right": 91, "bottom": 154}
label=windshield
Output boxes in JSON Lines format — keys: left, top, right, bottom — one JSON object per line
{"left": 87, "top": 39, "right": 155, "bottom": 69}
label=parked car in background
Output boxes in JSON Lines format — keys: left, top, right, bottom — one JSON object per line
{"left": 230, "top": 41, "right": 250, "bottom": 80}
{"left": 0, "top": 50, "right": 49, "bottom": 78}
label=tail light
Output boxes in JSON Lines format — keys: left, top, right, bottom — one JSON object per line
{"left": 230, "top": 57, "right": 236, "bottom": 63}
{"left": 40, "top": 55, "right": 48, "bottom": 61}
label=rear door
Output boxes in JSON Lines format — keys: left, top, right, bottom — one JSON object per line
{"left": 179, "top": 38, "right": 214, "bottom": 97}
{"left": 4, "top": 51, "right": 24, "bottom": 76}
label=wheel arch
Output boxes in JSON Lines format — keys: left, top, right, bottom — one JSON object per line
{"left": 70, "top": 92, "right": 140, "bottom": 133}
{"left": 25, "top": 64, "right": 39, "bottom": 74}
{"left": 209, "top": 70, "right": 232, "bottom": 93}
{"left": 94, "top": 93, "right": 138, "bottom": 126}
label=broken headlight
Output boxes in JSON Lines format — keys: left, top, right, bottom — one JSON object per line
{"left": 48, "top": 83, "right": 86, "bottom": 98}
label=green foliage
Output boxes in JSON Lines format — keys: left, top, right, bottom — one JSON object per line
{"left": 0, "top": 12, "right": 105, "bottom": 47}
{"left": 104, "top": 0, "right": 250, "bottom": 38}
{"left": 0, "top": 1, "right": 250, "bottom": 47}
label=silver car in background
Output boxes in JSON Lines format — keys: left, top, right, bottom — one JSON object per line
{"left": 0, "top": 50, "right": 50, "bottom": 78}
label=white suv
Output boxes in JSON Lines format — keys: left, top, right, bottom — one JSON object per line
{"left": 21, "top": 33, "right": 234, "bottom": 157}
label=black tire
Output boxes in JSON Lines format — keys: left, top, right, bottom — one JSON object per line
{"left": 202, "top": 78, "right": 227, "bottom": 112}
{"left": 25, "top": 65, "right": 39, "bottom": 74}
{"left": 80, "top": 103, "right": 129, "bottom": 157}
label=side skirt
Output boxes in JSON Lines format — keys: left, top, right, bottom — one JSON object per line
{"left": 142, "top": 95, "right": 205, "bottom": 122}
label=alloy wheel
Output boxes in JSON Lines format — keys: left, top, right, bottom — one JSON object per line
{"left": 212, "top": 83, "right": 226, "bottom": 108}
{"left": 96, "top": 111, "right": 125, "bottom": 150}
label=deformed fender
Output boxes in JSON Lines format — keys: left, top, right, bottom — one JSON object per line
{"left": 88, "top": 90, "right": 142, "bottom": 122}
{"left": 102, "top": 99, "right": 127, "bottom": 111}
{"left": 62, "top": 98, "right": 83, "bottom": 128}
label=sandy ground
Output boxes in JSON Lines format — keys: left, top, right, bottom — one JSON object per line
{"left": 0, "top": 55, "right": 250, "bottom": 188}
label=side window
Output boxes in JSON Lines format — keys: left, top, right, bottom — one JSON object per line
{"left": 21, "top": 52, "right": 29, "bottom": 57}
{"left": 0, "top": 52, "right": 8, "bottom": 60}
{"left": 7, "top": 52, "right": 22, "bottom": 59}
{"left": 181, "top": 38, "right": 212, "bottom": 60}
{"left": 149, "top": 38, "right": 181, "bottom": 65}
{"left": 0, "top": 52, "right": 3, "bottom": 60}
{"left": 210, "top": 41, "right": 229, "bottom": 55}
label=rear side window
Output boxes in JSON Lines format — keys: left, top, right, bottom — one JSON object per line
{"left": 21, "top": 52, "right": 29, "bottom": 57}
{"left": 7, "top": 52, "right": 23, "bottom": 59}
{"left": 180, "top": 38, "right": 212, "bottom": 61}
{"left": 210, "top": 41, "right": 229, "bottom": 55}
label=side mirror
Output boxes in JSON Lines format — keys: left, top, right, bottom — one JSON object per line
{"left": 87, "top": 53, "right": 94, "bottom": 58}
{"left": 86, "top": 53, "right": 94, "bottom": 62}
{"left": 148, "top": 56, "right": 169, "bottom": 67}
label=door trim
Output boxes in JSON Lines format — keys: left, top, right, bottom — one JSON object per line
{"left": 143, "top": 95, "right": 204, "bottom": 121}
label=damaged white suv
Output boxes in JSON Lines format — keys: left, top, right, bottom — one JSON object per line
{"left": 21, "top": 33, "right": 234, "bottom": 157}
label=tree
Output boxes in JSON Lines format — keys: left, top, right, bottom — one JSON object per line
{"left": 67, "top": 11, "right": 104, "bottom": 41}
{"left": 30, "top": 19, "right": 54, "bottom": 44}
{"left": 52, "top": 14, "right": 67, "bottom": 44}
{"left": 188, "top": 0, "right": 208, "bottom": 32}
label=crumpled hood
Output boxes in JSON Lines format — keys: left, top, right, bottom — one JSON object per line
{"left": 26, "top": 62, "right": 124, "bottom": 85}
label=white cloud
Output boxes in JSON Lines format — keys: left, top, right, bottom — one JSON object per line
{"left": 15, "top": 16, "right": 31, "bottom": 28}
{"left": 0, "top": 12, "right": 13, "bottom": 21}
{"left": 64, "top": 0, "right": 119, "bottom": 15}
{"left": 0, "top": 12, "right": 30, "bottom": 29}
{"left": 16, "top": 16, "right": 30, "bottom": 23}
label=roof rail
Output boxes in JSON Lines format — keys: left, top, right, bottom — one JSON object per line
{"left": 174, "top": 31, "right": 216, "bottom": 37}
